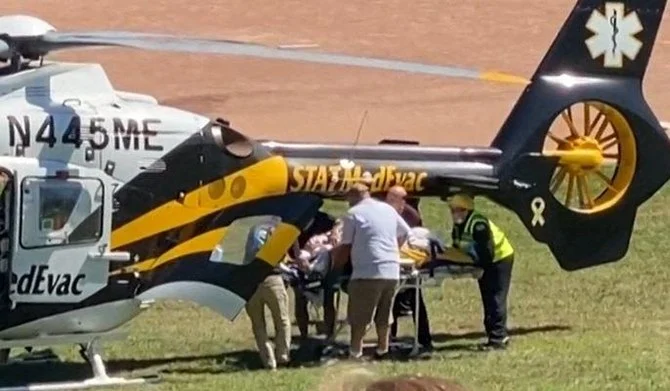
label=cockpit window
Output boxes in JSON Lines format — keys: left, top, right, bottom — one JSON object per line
{"left": 39, "top": 185, "right": 80, "bottom": 231}
{"left": 20, "top": 177, "right": 104, "bottom": 248}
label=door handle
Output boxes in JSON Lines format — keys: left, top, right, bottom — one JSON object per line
{"left": 88, "top": 251, "right": 131, "bottom": 262}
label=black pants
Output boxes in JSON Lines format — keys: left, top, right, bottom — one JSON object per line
{"left": 477, "top": 257, "right": 513, "bottom": 342}
{"left": 293, "top": 286, "right": 310, "bottom": 339}
{"left": 390, "top": 287, "right": 432, "bottom": 347}
{"left": 293, "top": 284, "right": 338, "bottom": 340}
{"left": 294, "top": 268, "right": 348, "bottom": 340}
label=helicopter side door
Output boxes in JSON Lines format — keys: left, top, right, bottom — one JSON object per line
{"left": 4, "top": 159, "right": 122, "bottom": 305}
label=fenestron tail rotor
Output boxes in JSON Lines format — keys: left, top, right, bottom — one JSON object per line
{"left": 489, "top": 0, "right": 670, "bottom": 271}
{"left": 542, "top": 101, "right": 636, "bottom": 214}
{"left": 0, "top": 15, "right": 529, "bottom": 85}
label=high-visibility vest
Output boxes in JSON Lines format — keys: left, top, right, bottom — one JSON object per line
{"left": 453, "top": 211, "right": 514, "bottom": 262}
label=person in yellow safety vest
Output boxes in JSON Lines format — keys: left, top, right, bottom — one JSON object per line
{"left": 447, "top": 193, "right": 514, "bottom": 350}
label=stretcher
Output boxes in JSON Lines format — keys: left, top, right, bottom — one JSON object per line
{"left": 394, "top": 254, "right": 483, "bottom": 356}
{"left": 326, "top": 239, "right": 484, "bottom": 357}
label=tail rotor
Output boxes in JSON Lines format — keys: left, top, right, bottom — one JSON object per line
{"left": 488, "top": 0, "right": 670, "bottom": 270}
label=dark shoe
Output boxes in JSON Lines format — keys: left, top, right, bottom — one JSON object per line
{"left": 319, "top": 344, "right": 338, "bottom": 358}
{"left": 412, "top": 344, "right": 434, "bottom": 359}
{"left": 478, "top": 337, "right": 509, "bottom": 351}
{"left": 373, "top": 350, "right": 390, "bottom": 361}
{"left": 420, "top": 343, "right": 434, "bottom": 352}
{"left": 389, "top": 336, "right": 403, "bottom": 347}
{"left": 389, "top": 343, "right": 404, "bottom": 353}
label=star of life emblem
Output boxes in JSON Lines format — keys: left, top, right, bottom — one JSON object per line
{"left": 585, "top": 2, "right": 643, "bottom": 68}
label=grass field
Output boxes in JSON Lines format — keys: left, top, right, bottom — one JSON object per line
{"left": 2, "top": 186, "right": 670, "bottom": 391}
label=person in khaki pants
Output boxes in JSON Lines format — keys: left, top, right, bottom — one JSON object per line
{"left": 332, "top": 182, "right": 411, "bottom": 360}
{"left": 243, "top": 219, "right": 292, "bottom": 370}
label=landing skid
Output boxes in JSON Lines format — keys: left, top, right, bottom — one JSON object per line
{"left": 0, "top": 332, "right": 159, "bottom": 391}
{"left": 7, "top": 348, "right": 59, "bottom": 365}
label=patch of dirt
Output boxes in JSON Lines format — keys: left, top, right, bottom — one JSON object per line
{"left": 2, "top": 0, "right": 670, "bottom": 146}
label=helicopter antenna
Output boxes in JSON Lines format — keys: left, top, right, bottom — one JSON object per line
{"left": 335, "top": 110, "right": 368, "bottom": 185}
{"left": 352, "top": 109, "right": 368, "bottom": 151}
{"left": 341, "top": 110, "right": 368, "bottom": 168}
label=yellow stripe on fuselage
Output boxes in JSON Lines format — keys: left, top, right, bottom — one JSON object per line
{"left": 111, "top": 227, "right": 228, "bottom": 276}
{"left": 256, "top": 222, "right": 301, "bottom": 267}
{"left": 111, "top": 221, "right": 301, "bottom": 276}
{"left": 111, "top": 156, "right": 289, "bottom": 250}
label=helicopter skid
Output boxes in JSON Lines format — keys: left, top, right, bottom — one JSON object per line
{"left": 0, "top": 375, "right": 147, "bottom": 391}
{"left": 0, "top": 338, "right": 158, "bottom": 391}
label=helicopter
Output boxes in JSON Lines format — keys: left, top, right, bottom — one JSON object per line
{"left": 0, "top": 0, "right": 669, "bottom": 388}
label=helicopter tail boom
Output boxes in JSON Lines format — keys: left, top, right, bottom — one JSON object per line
{"left": 481, "top": 0, "right": 670, "bottom": 270}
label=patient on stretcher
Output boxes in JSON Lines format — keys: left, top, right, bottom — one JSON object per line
{"left": 286, "top": 220, "right": 343, "bottom": 303}
{"left": 293, "top": 219, "right": 343, "bottom": 278}
{"left": 286, "top": 219, "right": 345, "bottom": 343}
{"left": 288, "top": 224, "right": 482, "bottom": 295}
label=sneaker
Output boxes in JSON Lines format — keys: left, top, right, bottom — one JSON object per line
{"left": 277, "top": 356, "right": 290, "bottom": 366}
{"left": 349, "top": 350, "right": 363, "bottom": 359}
{"left": 348, "top": 351, "right": 368, "bottom": 363}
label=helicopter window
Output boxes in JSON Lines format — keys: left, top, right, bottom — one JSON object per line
{"left": 20, "top": 177, "right": 104, "bottom": 249}
{"left": 39, "top": 186, "right": 79, "bottom": 232}
{"left": 209, "top": 215, "right": 284, "bottom": 266}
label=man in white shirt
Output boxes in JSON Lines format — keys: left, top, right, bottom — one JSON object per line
{"left": 332, "top": 181, "right": 411, "bottom": 359}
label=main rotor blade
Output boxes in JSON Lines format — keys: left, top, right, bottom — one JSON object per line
{"left": 38, "top": 31, "right": 529, "bottom": 85}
